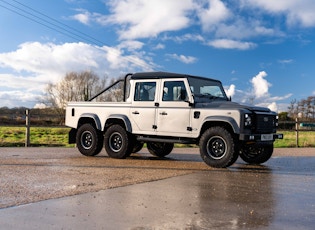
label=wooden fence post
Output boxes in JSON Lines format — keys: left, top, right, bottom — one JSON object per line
{"left": 25, "top": 109, "right": 30, "bottom": 147}
{"left": 295, "top": 117, "right": 299, "bottom": 148}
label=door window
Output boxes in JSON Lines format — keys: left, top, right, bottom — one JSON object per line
{"left": 134, "top": 82, "right": 156, "bottom": 101}
{"left": 162, "top": 81, "right": 187, "bottom": 101}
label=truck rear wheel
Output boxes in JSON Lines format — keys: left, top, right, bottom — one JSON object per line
{"left": 239, "top": 144, "right": 273, "bottom": 164}
{"left": 76, "top": 123, "right": 103, "bottom": 156}
{"left": 147, "top": 142, "right": 174, "bottom": 157}
{"left": 104, "top": 124, "right": 132, "bottom": 159}
{"left": 199, "top": 127, "right": 237, "bottom": 168}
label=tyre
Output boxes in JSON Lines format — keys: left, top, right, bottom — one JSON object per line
{"left": 104, "top": 124, "right": 132, "bottom": 159}
{"left": 239, "top": 144, "right": 274, "bottom": 164}
{"left": 132, "top": 141, "right": 144, "bottom": 153}
{"left": 199, "top": 127, "right": 238, "bottom": 168}
{"left": 147, "top": 142, "right": 174, "bottom": 157}
{"left": 76, "top": 123, "right": 103, "bottom": 156}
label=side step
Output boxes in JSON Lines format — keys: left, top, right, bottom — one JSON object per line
{"left": 136, "top": 136, "right": 195, "bottom": 144}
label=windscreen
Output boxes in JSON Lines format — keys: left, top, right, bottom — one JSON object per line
{"left": 187, "top": 77, "right": 228, "bottom": 102}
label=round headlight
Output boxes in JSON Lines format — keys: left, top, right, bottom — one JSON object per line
{"left": 244, "top": 114, "right": 252, "bottom": 126}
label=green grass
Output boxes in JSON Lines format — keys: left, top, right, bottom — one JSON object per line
{"left": 0, "top": 126, "right": 74, "bottom": 147}
{"left": 0, "top": 126, "right": 314, "bottom": 148}
{"left": 274, "top": 131, "right": 315, "bottom": 148}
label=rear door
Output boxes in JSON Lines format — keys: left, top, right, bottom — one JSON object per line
{"left": 130, "top": 80, "right": 158, "bottom": 134}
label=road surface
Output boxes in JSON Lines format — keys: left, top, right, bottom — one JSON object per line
{"left": 0, "top": 147, "right": 314, "bottom": 229}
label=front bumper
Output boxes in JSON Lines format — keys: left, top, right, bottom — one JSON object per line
{"left": 239, "top": 133, "right": 283, "bottom": 142}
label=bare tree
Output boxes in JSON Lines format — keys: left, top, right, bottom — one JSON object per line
{"left": 43, "top": 71, "right": 109, "bottom": 112}
{"left": 287, "top": 97, "right": 315, "bottom": 121}
{"left": 287, "top": 99, "right": 297, "bottom": 118}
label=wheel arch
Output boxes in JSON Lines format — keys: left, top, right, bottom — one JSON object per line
{"left": 105, "top": 114, "right": 132, "bottom": 133}
{"left": 199, "top": 116, "right": 239, "bottom": 141}
{"left": 78, "top": 113, "right": 102, "bottom": 130}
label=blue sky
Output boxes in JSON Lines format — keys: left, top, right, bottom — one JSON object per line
{"left": 0, "top": 0, "right": 315, "bottom": 112}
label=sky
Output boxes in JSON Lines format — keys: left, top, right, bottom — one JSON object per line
{"left": 0, "top": 0, "right": 315, "bottom": 112}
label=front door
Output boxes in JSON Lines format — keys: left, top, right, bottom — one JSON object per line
{"left": 156, "top": 79, "right": 192, "bottom": 135}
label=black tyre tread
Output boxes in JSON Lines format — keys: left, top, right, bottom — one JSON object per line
{"left": 104, "top": 124, "right": 132, "bottom": 159}
{"left": 76, "top": 123, "right": 103, "bottom": 156}
{"left": 132, "top": 141, "right": 144, "bottom": 153}
{"left": 147, "top": 142, "right": 174, "bottom": 157}
{"left": 199, "top": 126, "right": 237, "bottom": 168}
{"left": 239, "top": 144, "right": 273, "bottom": 164}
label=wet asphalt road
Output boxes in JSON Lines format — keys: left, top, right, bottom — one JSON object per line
{"left": 0, "top": 147, "right": 315, "bottom": 229}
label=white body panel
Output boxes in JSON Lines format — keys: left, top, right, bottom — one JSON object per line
{"left": 65, "top": 77, "right": 242, "bottom": 139}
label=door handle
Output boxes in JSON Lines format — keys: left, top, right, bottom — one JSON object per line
{"left": 159, "top": 112, "right": 168, "bottom": 115}
{"left": 132, "top": 111, "right": 140, "bottom": 114}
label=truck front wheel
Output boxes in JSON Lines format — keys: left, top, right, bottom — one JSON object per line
{"left": 104, "top": 124, "right": 132, "bottom": 159}
{"left": 199, "top": 127, "right": 237, "bottom": 168}
{"left": 76, "top": 123, "right": 103, "bottom": 156}
{"left": 239, "top": 144, "right": 273, "bottom": 164}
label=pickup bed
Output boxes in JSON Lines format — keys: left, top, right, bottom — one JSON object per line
{"left": 65, "top": 72, "right": 283, "bottom": 168}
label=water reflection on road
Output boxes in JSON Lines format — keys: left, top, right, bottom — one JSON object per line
{"left": 111, "top": 157, "right": 315, "bottom": 229}
{"left": 0, "top": 148, "right": 314, "bottom": 230}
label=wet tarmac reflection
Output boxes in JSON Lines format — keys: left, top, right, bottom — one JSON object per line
{"left": 0, "top": 156, "right": 314, "bottom": 230}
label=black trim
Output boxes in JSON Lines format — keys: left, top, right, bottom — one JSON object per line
{"left": 130, "top": 71, "right": 221, "bottom": 83}
{"left": 68, "top": 128, "right": 77, "bottom": 144}
{"left": 239, "top": 133, "right": 283, "bottom": 141}
{"left": 88, "top": 79, "right": 124, "bottom": 101}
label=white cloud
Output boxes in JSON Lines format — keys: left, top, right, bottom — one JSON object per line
{"left": 267, "top": 102, "right": 278, "bottom": 112}
{"left": 105, "top": 0, "right": 195, "bottom": 40}
{"left": 214, "top": 18, "right": 283, "bottom": 40}
{"left": 225, "top": 84, "right": 235, "bottom": 98}
{"left": 0, "top": 90, "right": 42, "bottom": 108}
{"left": 153, "top": 43, "right": 165, "bottom": 50}
{"left": 164, "top": 33, "right": 205, "bottom": 44}
{"left": 68, "top": 0, "right": 315, "bottom": 52}
{"left": 71, "top": 9, "right": 91, "bottom": 25}
{"left": 197, "top": 0, "right": 231, "bottom": 32}
{"left": 278, "top": 59, "right": 293, "bottom": 64}
{"left": 166, "top": 53, "right": 198, "bottom": 64}
{"left": 207, "top": 39, "right": 256, "bottom": 50}
{"left": 0, "top": 41, "right": 154, "bottom": 79}
{"left": 0, "top": 41, "right": 155, "bottom": 107}
{"left": 250, "top": 71, "right": 271, "bottom": 98}
{"left": 226, "top": 71, "right": 292, "bottom": 112}
{"left": 241, "top": 0, "right": 315, "bottom": 27}
{"left": 117, "top": 40, "right": 144, "bottom": 51}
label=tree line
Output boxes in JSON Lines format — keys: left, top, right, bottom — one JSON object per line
{"left": 0, "top": 107, "right": 64, "bottom": 126}
{"left": 42, "top": 70, "right": 124, "bottom": 115}
{"left": 286, "top": 97, "right": 315, "bottom": 121}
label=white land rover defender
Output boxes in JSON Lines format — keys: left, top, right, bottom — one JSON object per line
{"left": 65, "top": 72, "right": 283, "bottom": 168}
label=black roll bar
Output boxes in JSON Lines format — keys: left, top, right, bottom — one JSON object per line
{"left": 88, "top": 73, "right": 133, "bottom": 102}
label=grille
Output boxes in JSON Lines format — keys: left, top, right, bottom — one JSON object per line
{"left": 255, "top": 114, "right": 275, "bottom": 133}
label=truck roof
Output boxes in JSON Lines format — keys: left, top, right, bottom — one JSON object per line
{"left": 130, "top": 71, "right": 221, "bottom": 83}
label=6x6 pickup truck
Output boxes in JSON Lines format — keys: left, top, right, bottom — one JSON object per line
{"left": 65, "top": 72, "right": 283, "bottom": 168}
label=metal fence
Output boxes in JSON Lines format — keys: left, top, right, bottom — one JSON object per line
{"left": 1, "top": 110, "right": 314, "bottom": 147}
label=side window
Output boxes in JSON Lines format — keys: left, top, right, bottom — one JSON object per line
{"left": 163, "top": 81, "right": 187, "bottom": 101}
{"left": 134, "top": 82, "right": 156, "bottom": 101}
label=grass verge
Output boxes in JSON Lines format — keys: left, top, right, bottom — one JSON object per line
{"left": 0, "top": 126, "right": 314, "bottom": 148}
{"left": 0, "top": 126, "right": 74, "bottom": 147}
